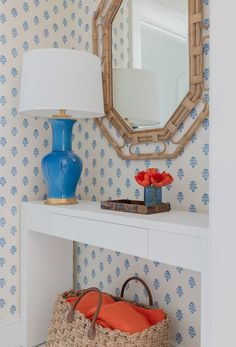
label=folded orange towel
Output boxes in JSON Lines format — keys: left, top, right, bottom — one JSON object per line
{"left": 87, "top": 301, "right": 151, "bottom": 333}
{"left": 67, "top": 292, "right": 114, "bottom": 313}
{"left": 67, "top": 292, "right": 165, "bottom": 334}
{"left": 131, "top": 303, "right": 166, "bottom": 325}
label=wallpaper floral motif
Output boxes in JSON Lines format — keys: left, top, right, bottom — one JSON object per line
{"left": 112, "top": 0, "right": 130, "bottom": 68}
{"left": 0, "top": 0, "right": 209, "bottom": 347}
{"left": 0, "top": 0, "right": 76, "bottom": 320}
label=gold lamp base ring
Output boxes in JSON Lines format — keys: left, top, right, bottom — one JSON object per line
{"left": 45, "top": 198, "right": 78, "bottom": 205}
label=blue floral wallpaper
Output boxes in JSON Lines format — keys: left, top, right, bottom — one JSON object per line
{"left": 0, "top": 0, "right": 76, "bottom": 320}
{"left": 0, "top": 1, "right": 209, "bottom": 347}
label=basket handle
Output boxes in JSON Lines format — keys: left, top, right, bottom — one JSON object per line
{"left": 121, "top": 277, "right": 153, "bottom": 306}
{"left": 67, "top": 287, "right": 102, "bottom": 340}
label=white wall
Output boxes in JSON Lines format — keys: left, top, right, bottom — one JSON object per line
{"left": 210, "top": 1, "right": 236, "bottom": 346}
{"left": 141, "top": 26, "right": 189, "bottom": 124}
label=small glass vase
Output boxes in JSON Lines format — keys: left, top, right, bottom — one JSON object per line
{"left": 144, "top": 186, "right": 162, "bottom": 207}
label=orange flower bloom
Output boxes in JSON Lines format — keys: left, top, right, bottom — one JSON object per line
{"left": 134, "top": 171, "right": 151, "bottom": 187}
{"left": 151, "top": 172, "right": 174, "bottom": 188}
{"left": 146, "top": 168, "right": 158, "bottom": 176}
{"left": 134, "top": 169, "right": 174, "bottom": 188}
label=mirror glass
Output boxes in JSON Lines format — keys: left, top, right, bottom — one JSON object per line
{"left": 112, "top": 0, "right": 189, "bottom": 130}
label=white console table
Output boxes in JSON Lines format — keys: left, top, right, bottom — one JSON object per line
{"left": 21, "top": 200, "right": 209, "bottom": 347}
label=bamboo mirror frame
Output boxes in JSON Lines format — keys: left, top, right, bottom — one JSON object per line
{"left": 93, "top": 0, "right": 209, "bottom": 160}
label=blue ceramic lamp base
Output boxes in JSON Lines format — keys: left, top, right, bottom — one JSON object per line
{"left": 42, "top": 118, "right": 82, "bottom": 205}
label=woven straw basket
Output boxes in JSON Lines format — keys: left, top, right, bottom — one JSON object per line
{"left": 46, "top": 277, "right": 170, "bottom": 347}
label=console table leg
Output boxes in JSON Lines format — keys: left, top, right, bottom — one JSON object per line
{"left": 21, "top": 230, "right": 73, "bottom": 347}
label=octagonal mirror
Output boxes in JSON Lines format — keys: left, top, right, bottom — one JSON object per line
{"left": 93, "top": 0, "right": 209, "bottom": 159}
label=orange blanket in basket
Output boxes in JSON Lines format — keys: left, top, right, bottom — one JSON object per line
{"left": 67, "top": 292, "right": 165, "bottom": 333}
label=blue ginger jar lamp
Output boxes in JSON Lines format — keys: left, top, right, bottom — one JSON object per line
{"left": 18, "top": 49, "right": 104, "bottom": 204}
{"left": 41, "top": 117, "right": 82, "bottom": 205}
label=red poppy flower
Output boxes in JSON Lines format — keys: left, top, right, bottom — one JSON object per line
{"left": 150, "top": 172, "right": 164, "bottom": 183}
{"left": 134, "top": 171, "right": 151, "bottom": 187}
{"left": 146, "top": 168, "right": 158, "bottom": 177}
{"left": 151, "top": 172, "right": 174, "bottom": 188}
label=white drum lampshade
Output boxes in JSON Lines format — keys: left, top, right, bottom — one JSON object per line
{"left": 18, "top": 49, "right": 105, "bottom": 206}
{"left": 18, "top": 48, "right": 104, "bottom": 118}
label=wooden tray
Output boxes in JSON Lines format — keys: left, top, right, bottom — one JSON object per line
{"left": 101, "top": 199, "right": 171, "bottom": 215}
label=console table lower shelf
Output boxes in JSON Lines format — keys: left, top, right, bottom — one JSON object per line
{"left": 20, "top": 200, "right": 209, "bottom": 347}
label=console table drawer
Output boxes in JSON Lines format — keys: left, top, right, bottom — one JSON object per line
{"left": 51, "top": 214, "right": 148, "bottom": 258}
{"left": 148, "top": 229, "right": 203, "bottom": 271}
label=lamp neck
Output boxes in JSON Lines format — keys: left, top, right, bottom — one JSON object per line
{"left": 49, "top": 118, "right": 76, "bottom": 152}
{"left": 52, "top": 109, "right": 71, "bottom": 118}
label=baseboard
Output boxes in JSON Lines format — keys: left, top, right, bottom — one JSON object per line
{"left": 0, "top": 316, "right": 21, "bottom": 347}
